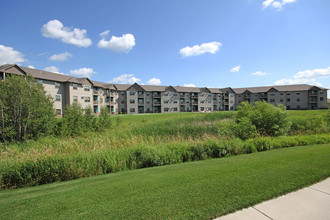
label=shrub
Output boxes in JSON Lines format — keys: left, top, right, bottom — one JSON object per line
{"left": 236, "top": 101, "right": 292, "bottom": 136}
{"left": 60, "top": 103, "right": 85, "bottom": 136}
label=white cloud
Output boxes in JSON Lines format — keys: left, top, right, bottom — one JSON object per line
{"left": 41, "top": 19, "right": 92, "bottom": 47}
{"left": 274, "top": 66, "right": 330, "bottom": 87}
{"left": 49, "top": 52, "right": 72, "bottom": 61}
{"left": 27, "top": 65, "right": 35, "bottom": 69}
{"left": 0, "top": 45, "right": 26, "bottom": 65}
{"left": 44, "top": 66, "right": 60, "bottom": 73}
{"left": 99, "top": 30, "right": 110, "bottom": 38}
{"left": 262, "top": 0, "right": 296, "bottom": 10}
{"left": 274, "top": 78, "right": 323, "bottom": 87}
{"left": 180, "top": 42, "right": 222, "bottom": 58}
{"left": 109, "top": 74, "right": 141, "bottom": 84}
{"left": 97, "top": 31, "right": 135, "bottom": 52}
{"left": 230, "top": 65, "right": 241, "bottom": 72}
{"left": 294, "top": 67, "right": 330, "bottom": 79}
{"left": 146, "top": 78, "right": 161, "bottom": 85}
{"left": 70, "top": 68, "right": 96, "bottom": 78}
{"left": 184, "top": 83, "right": 196, "bottom": 87}
{"left": 251, "top": 71, "right": 268, "bottom": 76}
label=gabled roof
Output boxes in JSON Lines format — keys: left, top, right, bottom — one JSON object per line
{"left": 172, "top": 86, "right": 197, "bottom": 93}
{"left": 140, "top": 85, "right": 167, "bottom": 92}
{"left": 207, "top": 88, "right": 222, "bottom": 94}
{"left": 113, "top": 84, "right": 132, "bottom": 91}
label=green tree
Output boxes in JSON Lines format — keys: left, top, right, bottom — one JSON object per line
{"left": 0, "top": 75, "right": 55, "bottom": 142}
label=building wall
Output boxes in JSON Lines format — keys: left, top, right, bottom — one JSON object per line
{"left": 40, "top": 79, "right": 65, "bottom": 115}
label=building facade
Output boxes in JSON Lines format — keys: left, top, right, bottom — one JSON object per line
{"left": 0, "top": 64, "right": 328, "bottom": 115}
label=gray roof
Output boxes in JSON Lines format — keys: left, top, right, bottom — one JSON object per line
{"left": 233, "top": 84, "right": 328, "bottom": 94}
{"left": 1, "top": 64, "right": 327, "bottom": 94}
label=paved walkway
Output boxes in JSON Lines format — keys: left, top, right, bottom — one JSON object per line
{"left": 216, "top": 177, "right": 330, "bottom": 220}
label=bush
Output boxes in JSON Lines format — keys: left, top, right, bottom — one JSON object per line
{"left": 236, "top": 101, "right": 292, "bottom": 136}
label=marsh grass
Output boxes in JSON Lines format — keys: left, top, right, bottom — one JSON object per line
{"left": 0, "top": 110, "right": 329, "bottom": 189}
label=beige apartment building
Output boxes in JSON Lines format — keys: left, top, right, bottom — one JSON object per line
{"left": 0, "top": 64, "right": 328, "bottom": 115}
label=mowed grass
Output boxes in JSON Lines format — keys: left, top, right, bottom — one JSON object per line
{"left": 1, "top": 144, "right": 329, "bottom": 219}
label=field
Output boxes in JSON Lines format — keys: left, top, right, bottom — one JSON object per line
{"left": 0, "top": 110, "right": 329, "bottom": 189}
{"left": 0, "top": 144, "right": 329, "bottom": 219}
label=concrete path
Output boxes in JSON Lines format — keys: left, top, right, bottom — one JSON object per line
{"left": 216, "top": 177, "right": 330, "bottom": 220}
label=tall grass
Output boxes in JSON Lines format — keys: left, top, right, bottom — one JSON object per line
{"left": 0, "top": 110, "right": 329, "bottom": 189}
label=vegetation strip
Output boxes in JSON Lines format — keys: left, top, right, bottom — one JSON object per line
{"left": 1, "top": 144, "right": 329, "bottom": 219}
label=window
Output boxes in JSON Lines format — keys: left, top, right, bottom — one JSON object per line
{"left": 270, "top": 99, "right": 275, "bottom": 102}
{"left": 146, "top": 92, "right": 150, "bottom": 96}
{"left": 38, "top": 79, "right": 43, "bottom": 84}
{"left": 186, "top": 100, "right": 189, "bottom": 103}
{"left": 73, "top": 84, "right": 78, "bottom": 90}
{"left": 297, "top": 98, "right": 300, "bottom": 102}
{"left": 280, "top": 99, "right": 283, "bottom": 102}
{"left": 173, "top": 100, "right": 178, "bottom": 104}
{"left": 84, "top": 85, "right": 90, "bottom": 91}
{"left": 130, "top": 99, "right": 135, "bottom": 104}
{"left": 120, "top": 92, "right": 125, "bottom": 96}
{"left": 296, "top": 92, "right": 300, "bottom": 95}
{"left": 55, "top": 95, "right": 61, "bottom": 101}
{"left": 173, "top": 107, "right": 178, "bottom": 111}
{"left": 200, "top": 107, "right": 204, "bottom": 111}
{"left": 56, "top": 109, "right": 61, "bottom": 115}
{"left": 238, "top": 95, "right": 241, "bottom": 98}
{"left": 200, "top": 100, "right": 205, "bottom": 103}
{"left": 73, "top": 96, "right": 78, "bottom": 102}
{"left": 146, "top": 99, "right": 150, "bottom": 104}
{"left": 230, "top": 100, "right": 233, "bottom": 103}
{"left": 163, "top": 92, "right": 169, "bottom": 96}
{"left": 320, "top": 97, "right": 324, "bottom": 101}
{"left": 55, "top": 82, "right": 60, "bottom": 88}
{"left": 230, "top": 94, "right": 234, "bottom": 97}
{"left": 130, "top": 108, "right": 135, "bottom": 113}
{"left": 164, "top": 107, "right": 169, "bottom": 112}
{"left": 297, "top": 105, "right": 300, "bottom": 109}
{"left": 270, "top": 93, "right": 275, "bottom": 96}
{"left": 164, "top": 100, "right": 169, "bottom": 104}
{"left": 138, "top": 91, "right": 144, "bottom": 96}
{"left": 147, "top": 108, "right": 150, "bottom": 112}
{"left": 85, "top": 97, "right": 90, "bottom": 102}
{"left": 287, "top": 98, "right": 290, "bottom": 102}
{"left": 320, "top": 91, "right": 324, "bottom": 94}
{"left": 287, "top": 92, "right": 290, "bottom": 95}
{"left": 280, "top": 93, "right": 283, "bottom": 95}
{"left": 121, "top": 100, "right": 125, "bottom": 104}
{"left": 208, "top": 94, "right": 212, "bottom": 97}
{"left": 130, "top": 91, "right": 135, "bottom": 96}
{"left": 173, "top": 93, "right": 178, "bottom": 96}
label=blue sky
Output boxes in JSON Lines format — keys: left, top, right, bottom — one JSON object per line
{"left": 0, "top": 0, "right": 329, "bottom": 94}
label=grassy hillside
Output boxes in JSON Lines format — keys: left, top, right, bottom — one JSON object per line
{"left": 1, "top": 144, "right": 329, "bottom": 219}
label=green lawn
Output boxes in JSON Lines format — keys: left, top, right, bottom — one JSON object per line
{"left": 1, "top": 144, "right": 329, "bottom": 219}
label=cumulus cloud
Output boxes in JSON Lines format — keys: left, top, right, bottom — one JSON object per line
{"left": 97, "top": 30, "right": 135, "bottom": 52}
{"left": 109, "top": 74, "right": 141, "bottom": 84}
{"left": 44, "top": 66, "right": 60, "bottom": 73}
{"left": 49, "top": 52, "right": 72, "bottom": 61}
{"left": 251, "top": 71, "right": 268, "bottom": 76}
{"left": 180, "top": 42, "right": 222, "bottom": 58}
{"left": 262, "top": 0, "right": 296, "bottom": 10}
{"left": 274, "top": 66, "right": 330, "bottom": 87}
{"left": 0, "top": 45, "right": 26, "bottom": 65}
{"left": 274, "top": 78, "right": 323, "bottom": 87}
{"left": 294, "top": 67, "right": 330, "bottom": 79}
{"left": 230, "top": 65, "right": 241, "bottom": 72}
{"left": 146, "top": 78, "right": 161, "bottom": 85}
{"left": 70, "top": 68, "right": 96, "bottom": 78}
{"left": 41, "top": 19, "right": 92, "bottom": 47}
{"left": 184, "top": 83, "right": 196, "bottom": 87}
{"left": 27, "top": 65, "right": 35, "bottom": 69}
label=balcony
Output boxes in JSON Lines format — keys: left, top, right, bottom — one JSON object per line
{"left": 153, "top": 94, "right": 161, "bottom": 98}
{"left": 93, "top": 90, "right": 99, "bottom": 95}
{"left": 153, "top": 101, "right": 161, "bottom": 105}
{"left": 138, "top": 102, "right": 144, "bottom": 105}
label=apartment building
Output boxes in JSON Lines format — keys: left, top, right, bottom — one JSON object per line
{"left": 0, "top": 64, "right": 328, "bottom": 115}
